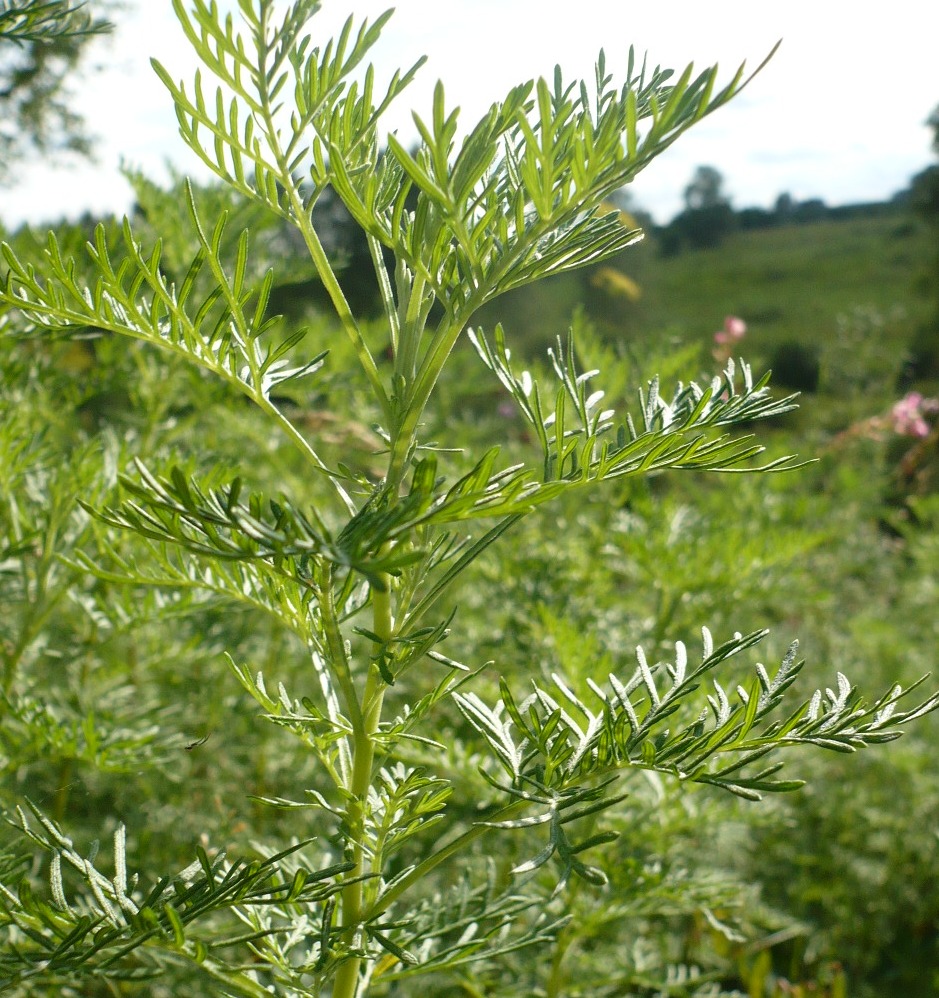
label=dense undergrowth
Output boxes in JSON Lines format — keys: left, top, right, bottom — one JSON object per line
{"left": 2, "top": 199, "right": 937, "bottom": 996}
{"left": 1, "top": 4, "right": 938, "bottom": 996}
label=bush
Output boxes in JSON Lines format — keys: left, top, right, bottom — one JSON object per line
{"left": 770, "top": 340, "right": 821, "bottom": 392}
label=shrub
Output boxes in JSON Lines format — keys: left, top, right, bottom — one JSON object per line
{"left": 770, "top": 340, "right": 821, "bottom": 393}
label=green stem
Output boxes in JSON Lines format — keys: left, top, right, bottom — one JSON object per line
{"left": 396, "top": 270, "right": 429, "bottom": 386}
{"left": 544, "top": 813, "right": 595, "bottom": 998}
{"left": 249, "top": 3, "right": 391, "bottom": 427}
{"left": 366, "top": 233, "right": 399, "bottom": 353}
{"left": 53, "top": 757, "right": 73, "bottom": 823}
{"left": 384, "top": 314, "right": 462, "bottom": 488}
{"left": 332, "top": 577, "right": 393, "bottom": 998}
{"left": 545, "top": 925, "right": 580, "bottom": 998}
{"left": 294, "top": 213, "right": 393, "bottom": 426}
{"left": 256, "top": 395, "right": 356, "bottom": 515}
{"left": 316, "top": 563, "right": 365, "bottom": 744}
{"left": 248, "top": 10, "right": 392, "bottom": 497}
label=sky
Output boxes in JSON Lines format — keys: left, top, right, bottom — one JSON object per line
{"left": 1, "top": 0, "right": 937, "bottom": 228}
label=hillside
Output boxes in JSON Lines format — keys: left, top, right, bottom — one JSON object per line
{"left": 633, "top": 209, "right": 928, "bottom": 354}
{"left": 467, "top": 205, "right": 933, "bottom": 434}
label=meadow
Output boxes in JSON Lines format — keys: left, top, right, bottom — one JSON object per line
{"left": 2, "top": 4, "right": 938, "bottom": 992}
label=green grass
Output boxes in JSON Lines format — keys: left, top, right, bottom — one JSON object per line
{"left": 470, "top": 207, "right": 932, "bottom": 433}
{"left": 626, "top": 211, "right": 930, "bottom": 390}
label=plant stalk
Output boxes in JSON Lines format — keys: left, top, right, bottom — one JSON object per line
{"left": 333, "top": 576, "right": 393, "bottom": 998}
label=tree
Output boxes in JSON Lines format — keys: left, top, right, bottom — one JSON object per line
{"left": 774, "top": 191, "right": 795, "bottom": 219}
{"left": 909, "top": 105, "right": 939, "bottom": 225}
{"left": 0, "top": 0, "right": 112, "bottom": 182}
{"left": 683, "top": 164, "right": 729, "bottom": 211}
{"left": 660, "top": 164, "right": 736, "bottom": 253}
{"left": 907, "top": 104, "right": 939, "bottom": 379}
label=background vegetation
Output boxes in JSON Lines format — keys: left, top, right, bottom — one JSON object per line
{"left": 2, "top": 7, "right": 939, "bottom": 995}
{"left": 3, "top": 176, "right": 937, "bottom": 996}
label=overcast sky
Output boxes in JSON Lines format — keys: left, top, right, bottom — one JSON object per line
{"left": 1, "top": 0, "right": 937, "bottom": 228}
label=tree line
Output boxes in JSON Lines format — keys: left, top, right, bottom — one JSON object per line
{"left": 655, "top": 162, "right": 925, "bottom": 256}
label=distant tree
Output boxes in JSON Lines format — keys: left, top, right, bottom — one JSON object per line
{"left": 774, "top": 191, "right": 795, "bottom": 221}
{"left": 0, "top": 0, "right": 112, "bottom": 182}
{"left": 910, "top": 106, "right": 939, "bottom": 223}
{"left": 770, "top": 193, "right": 828, "bottom": 226}
{"left": 683, "top": 165, "right": 727, "bottom": 211}
{"left": 606, "top": 185, "right": 655, "bottom": 232}
{"left": 792, "top": 198, "right": 828, "bottom": 224}
{"left": 659, "top": 164, "right": 736, "bottom": 254}
{"left": 737, "top": 206, "right": 776, "bottom": 231}
{"left": 906, "top": 104, "right": 939, "bottom": 380}
{"left": 769, "top": 340, "right": 821, "bottom": 393}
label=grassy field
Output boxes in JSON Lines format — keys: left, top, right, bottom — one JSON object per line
{"left": 625, "top": 210, "right": 934, "bottom": 425}
{"left": 477, "top": 206, "right": 932, "bottom": 416}
{"left": 629, "top": 211, "right": 928, "bottom": 347}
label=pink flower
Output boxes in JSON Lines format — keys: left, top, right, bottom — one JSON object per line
{"left": 712, "top": 316, "right": 747, "bottom": 364}
{"left": 891, "top": 392, "right": 939, "bottom": 438}
{"left": 714, "top": 315, "right": 746, "bottom": 345}
{"left": 726, "top": 315, "right": 747, "bottom": 339}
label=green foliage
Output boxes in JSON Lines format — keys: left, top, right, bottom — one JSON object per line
{"left": 1, "top": 3, "right": 937, "bottom": 997}
{"left": 0, "top": 1, "right": 104, "bottom": 43}
{"left": 659, "top": 165, "right": 736, "bottom": 253}
{"left": 0, "top": 0, "right": 112, "bottom": 178}
{"left": 0, "top": 802, "right": 353, "bottom": 994}
{"left": 457, "top": 629, "right": 937, "bottom": 809}
{"left": 767, "top": 339, "right": 820, "bottom": 393}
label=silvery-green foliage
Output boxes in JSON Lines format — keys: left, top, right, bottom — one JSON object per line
{"left": 0, "top": 2, "right": 936, "bottom": 996}
{"left": 0, "top": 801, "right": 352, "bottom": 995}
{"left": 0, "top": 1, "right": 105, "bottom": 43}
{"left": 455, "top": 628, "right": 937, "bottom": 816}
{"left": 0, "top": 352, "right": 188, "bottom": 780}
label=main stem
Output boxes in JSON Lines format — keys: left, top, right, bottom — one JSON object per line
{"left": 333, "top": 576, "right": 393, "bottom": 998}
